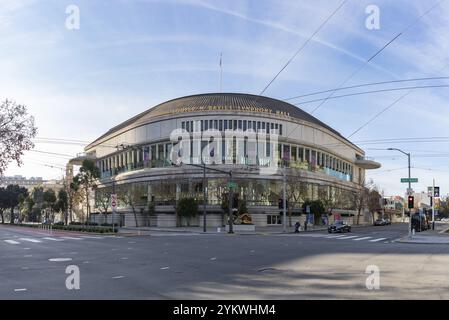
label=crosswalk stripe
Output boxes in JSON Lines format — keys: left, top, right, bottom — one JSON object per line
{"left": 369, "top": 238, "right": 387, "bottom": 242}
{"left": 336, "top": 235, "right": 358, "bottom": 239}
{"left": 42, "top": 237, "right": 64, "bottom": 241}
{"left": 353, "top": 237, "right": 372, "bottom": 241}
{"left": 325, "top": 235, "right": 347, "bottom": 238}
{"left": 61, "top": 237, "right": 83, "bottom": 240}
{"left": 4, "top": 240, "right": 20, "bottom": 244}
{"left": 19, "top": 238, "right": 42, "bottom": 243}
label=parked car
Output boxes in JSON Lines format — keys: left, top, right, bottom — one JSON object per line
{"left": 411, "top": 213, "right": 430, "bottom": 232}
{"left": 374, "top": 218, "right": 391, "bottom": 226}
{"left": 328, "top": 220, "right": 351, "bottom": 233}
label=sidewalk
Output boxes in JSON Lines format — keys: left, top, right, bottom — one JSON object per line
{"left": 396, "top": 223, "right": 449, "bottom": 244}
{"left": 118, "top": 223, "right": 374, "bottom": 236}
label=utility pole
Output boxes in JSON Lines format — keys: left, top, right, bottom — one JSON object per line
{"left": 282, "top": 166, "right": 287, "bottom": 233}
{"left": 173, "top": 161, "right": 232, "bottom": 233}
{"left": 228, "top": 171, "right": 234, "bottom": 234}
{"left": 203, "top": 163, "right": 207, "bottom": 233}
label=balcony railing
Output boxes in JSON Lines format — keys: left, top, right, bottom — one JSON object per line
{"left": 101, "top": 158, "right": 353, "bottom": 182}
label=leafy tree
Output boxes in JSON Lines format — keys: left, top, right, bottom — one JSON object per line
{"left": 0, "top": 100, "right": 37, "bottom": 175}
{"left": 55, "top": 189, "right": 69, "bottom": 224}
{"left": 177, "top": 198, "right": 198, "bottom": 227}
{"left": 302, "top": 199, "right": 325, "bottom": 225}
{"left": 31, "top": 186, "right": 45, "bottom": 222}
{"left": 68, "top": 179, "right": 82, "bottom": 223}
{"left": 0, "top": 187, "right": 8, "bottom": 224}
{"left": 74, "top": 159, "right": 100, "bottom": 222}
{"left": 4, "top": 185, "right": 28, "bottom": 224}
{"left": 43, "top": 189, "right": 57, "bottom": 222}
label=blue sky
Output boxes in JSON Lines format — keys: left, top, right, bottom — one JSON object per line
{"left": 2, "top": 0, "right": 449, "bottom": 196}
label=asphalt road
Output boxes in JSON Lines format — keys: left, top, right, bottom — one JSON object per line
{"left": 1, "top": 223, "right": 449, "bottom": 299}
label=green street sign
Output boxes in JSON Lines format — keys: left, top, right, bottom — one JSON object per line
{"left": 227, "top": 182, "right": 237, "bottom": 189}
{"left": 401, "top": 178, "right": 418, "bottom": 183}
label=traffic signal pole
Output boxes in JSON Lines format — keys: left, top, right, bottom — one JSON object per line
{"left": 388, "top": 148, "right": 412, "bottom": 238}
{"left": 432, "top": 178, "right": 435, "bottom": 230}
{"left": 408, "top": 152, "right": 412, "bottom": 238}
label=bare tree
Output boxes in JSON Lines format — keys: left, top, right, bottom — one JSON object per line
{"left": 352, "top": 178, "right": 370, "bottom": 225}
{"left": 0, "top": 100, "right": 37, "bottom": 175}
{"left": 117, "top": 185, "right": 141, "bottom": 227}
{"left": 367, "top": 187, "right": 382, "bottom": 224}
{"left": 95, "top": 187, "right": 112, "bottom": 223}
{"left": 285, "top": 171, "right": 306, "bottom": 227}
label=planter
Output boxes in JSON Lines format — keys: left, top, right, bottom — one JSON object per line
{"left": 225, "top": 224, "right": 256, "bottom": 232}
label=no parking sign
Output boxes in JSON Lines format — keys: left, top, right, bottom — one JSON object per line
{"left": 111, "top": 194, "right": 117, "bottom": 212}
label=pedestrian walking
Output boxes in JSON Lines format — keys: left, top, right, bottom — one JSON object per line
{"left": 294, "top": 221, "right": 300, "bottom": 233}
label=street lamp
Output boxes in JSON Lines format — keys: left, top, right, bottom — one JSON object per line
{"left": 387, "top": 148, "right": 412, "bottom": 237}
{"left": 172, "top": 160, "right": 234, "bottom": 233}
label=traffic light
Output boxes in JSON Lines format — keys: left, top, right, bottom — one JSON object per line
{"left": 408, "top": 196, "right": 414, "bottom": 209}
{"left": 434, "top": 187, "right": 440, "bottom": 198}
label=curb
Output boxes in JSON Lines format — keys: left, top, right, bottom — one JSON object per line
{"left": 394, "top": 236, "right": 449, "bottom": 245}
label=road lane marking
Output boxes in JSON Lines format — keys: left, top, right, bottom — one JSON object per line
{"left": 370, "top": 238, "right": 387, "bottom": 242}
{"left": 49, "top": 258, "right": 73, "bottom": 262}
{"left": 42, "top": 237, "right": 64, "bottom": 241}
{"left": 336, "top": 236, "right": 359, "bottom": 239}
{"left": 112, "top": 276, "right": 124, "bottom": 279}
{"left": 19, "top": 238, "right": 41, "bottom": 243}
{"left": 325, "top": 235, "right": 347, "bottom": 238}
{"left": 4, "top": 240, "right": 20, "bottom": 244}
{"left": 160, "top": 266, "right": 170, "bottom": 270}
{"left": 353, "top": 237, "right": 372, "bottom": 241}
{"left": 61, "top": 237, "right": 83, "bottom": 240}
{"left": 81, "top": 236, "right": 103, "bottom": 239}
{"left": 14, "top": 289, "right": 27, "bottom": 292}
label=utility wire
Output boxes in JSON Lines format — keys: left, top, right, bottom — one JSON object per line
{"left": 347, "top": 90, "right": 413, "bottom": 138}
{"left": 284, "top": 76, "right": 449, "bottom": 101}
{"left": 308, "top": 0, "right": 445, "bottom": 115}
{"left": 291, "top": 84, "right": 449, "bottom": 105}
{"left": 259, "top": 0, "right": 347, "bottom": 96}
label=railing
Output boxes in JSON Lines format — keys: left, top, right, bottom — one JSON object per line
{"left": 101, "top": 158, "right": 353, "bottom": 182}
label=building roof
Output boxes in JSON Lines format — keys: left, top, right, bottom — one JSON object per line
{"left": 87, "top": 93, "right": 355, "bottom": 149}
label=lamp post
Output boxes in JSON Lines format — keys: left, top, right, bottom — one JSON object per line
{"left": 387, "top": 148, "right": 412, "bottom": 237}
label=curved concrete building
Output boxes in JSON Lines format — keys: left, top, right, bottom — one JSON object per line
{"left": 84, "top": 93, "right": 380, "bottom": 227}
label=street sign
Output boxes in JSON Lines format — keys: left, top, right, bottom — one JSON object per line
{"left": 227, "top": 182, "right": 237, "bottom": 189}
{"left": 110, "top": 193, "right": 117, "bottom": 211}
{"left": 401, "top": 178, "right": 418, "bottom": 183}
